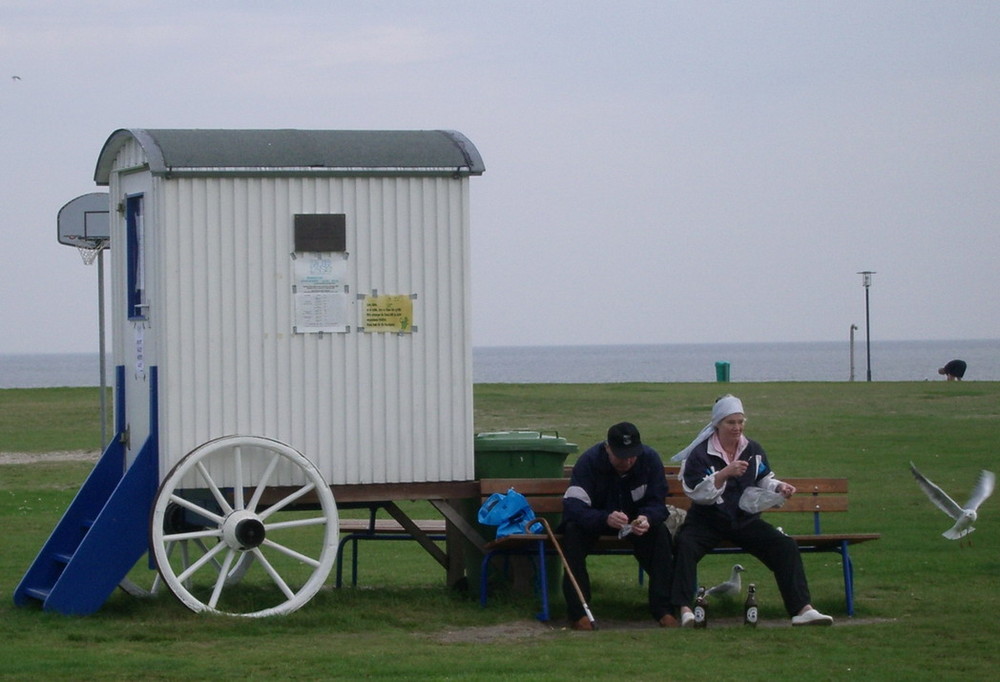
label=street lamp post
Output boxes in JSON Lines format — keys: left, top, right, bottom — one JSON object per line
{"left": 857, "top": 271, "right": 875, "bottom": 382}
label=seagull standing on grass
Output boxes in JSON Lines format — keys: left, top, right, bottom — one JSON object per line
{"left": 910, "top": 462, "right": 995, "bottom": 541}
{"left": 705, "top": 563, "right": 745, "bottom": 598}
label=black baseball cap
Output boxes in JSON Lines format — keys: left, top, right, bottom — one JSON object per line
{"left": 607, "top": 422, "right": 643, "bottom": 459}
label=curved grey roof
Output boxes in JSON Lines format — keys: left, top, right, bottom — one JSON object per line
{"left": 94, "top": 128, "right": 484, "bottom": 184}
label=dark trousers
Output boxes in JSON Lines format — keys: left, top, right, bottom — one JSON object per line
{"left": 671, "top": 514, "right": 811, "bottom": 617}
{"left": 561, "top": 521, "right": 674, "bottom": 622}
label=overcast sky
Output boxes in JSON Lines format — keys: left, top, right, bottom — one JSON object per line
{"left": 2, "top": 1, "right": 998, "bottom": 354}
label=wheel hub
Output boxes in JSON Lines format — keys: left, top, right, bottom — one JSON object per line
{"left": 222, "top": 510, "right": 266, "bottom": 550}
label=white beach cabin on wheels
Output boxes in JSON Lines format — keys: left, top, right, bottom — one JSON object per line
{"left": 16, "top": 129, "right": 485, "bottom": 616}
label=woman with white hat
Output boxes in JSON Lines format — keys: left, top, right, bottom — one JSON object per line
{"left": 670, "top": 395, "right": 834, "bottom": 627}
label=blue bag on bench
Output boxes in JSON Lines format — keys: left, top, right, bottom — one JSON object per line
{"left": 478, "top": 487, "right": 543, "bottom": 538}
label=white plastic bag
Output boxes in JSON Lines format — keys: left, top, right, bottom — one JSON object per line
{"left": 738, "top": 486, "right": 786, "bottom": 514}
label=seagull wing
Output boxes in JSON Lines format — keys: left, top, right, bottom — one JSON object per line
{"left": 705, "top": 579, "right": 737, "bottom": 597}
{"left": 704, "top": 582, "right": 725, "bottom": 596}
{"left": 910, "top": 462, "right": 963, "bottom": 520}
{"left": 965, "top": 470, "right": 996, "bottom": 512}
{"left": 706, "top": 583, "right": 736, "bottom": 597}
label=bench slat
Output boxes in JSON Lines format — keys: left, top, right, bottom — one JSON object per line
{"left": 338, "top": 519, "right": 447, "bottom": 534}
{"left": 480, "top": 478, "right": 568, "bottom": 495}
{"left": 527, "top": 499, "right": 564, "bottom": 514}
{"left": 484, "top": 531, "right": 881, "bottom": 551}
{"left": 662, "top": 496, "right": 849, "bottom": 513}
{"left": 481, "top": 477, "right": 851, "bottom": 513}
{"left": 664, "top": 478, "right": 847, "bottom": 494}
{"left": 487, "top": 475, "right": 847, "bottom": 495}
{"left": 783, "top": 478, "right": 849, "bottom": 493}
{"left": 789, "top": 533, "right": 881, "bottom": 547}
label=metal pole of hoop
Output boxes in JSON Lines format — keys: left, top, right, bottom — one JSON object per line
{"left": 57, "top": 192, "right": 112, "bottom": 451}
{"left": 78, "top": 240, "right": 110, "bottom": 447}
{"left": 96, "top": 244, "right": 108, "bottom": 447}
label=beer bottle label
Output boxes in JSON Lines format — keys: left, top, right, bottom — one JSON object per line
{"left": 694, "top": 606, "right": 705, "bottom": 623}
{"left": 746, "top": 606, "right": 758, "bottom": 624}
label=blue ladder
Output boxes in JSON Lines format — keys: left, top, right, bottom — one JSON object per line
{"left": 13, "top": 436, "right": 158, "bottom": 615}
{"left": 14, "top": 366, "right": 159, "bottom": 615}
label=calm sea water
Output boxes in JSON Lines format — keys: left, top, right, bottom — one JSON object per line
{"left": 1, "top": 340, "right": 997, "bottom": 388}
{"left": 474, "top": 339, "right": 1000, "bottom": 383}
{"left": 0, "top": 353, "right": 113, "bottom": 389}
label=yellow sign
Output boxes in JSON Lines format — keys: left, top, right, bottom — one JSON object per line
{"left": 363, "top": 295, "right": 413, "bottom": 333}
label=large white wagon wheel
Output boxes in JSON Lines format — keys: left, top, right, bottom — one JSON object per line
{"left": 120, "top": 533, "right": 254, "bottom": 597}
{"left": 150, "top": 435, "right": 339, "bottom": 617}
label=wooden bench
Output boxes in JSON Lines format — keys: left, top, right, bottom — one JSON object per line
{"left": 335, "top": 507, "right": 448, "bottom": 588}
{"left": 479, "top": 471, "right": 880, "bottom": 621}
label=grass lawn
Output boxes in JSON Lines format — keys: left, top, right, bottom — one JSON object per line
{"left": 1, "top": 382, "right": 998, "bottom": 680}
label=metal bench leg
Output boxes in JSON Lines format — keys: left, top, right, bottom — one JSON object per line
{"left": 480, "top": 549, "right": 517, "bottom": 607}
{"left": 840, "top": 540, "right": 855, "bottom": 616}
{"left": 349, "top": 537, "right": 360, "bottom": 586}
{"left": 335, "top": 535, "right": 351, "bottom": 588}
{"left": 480, "top": 550, "right": 496, "bottom": 607}
{"left": 352, "top": 507, "right": 379, "bottom": 588}
{"left": 534, "top": 539, "right": 550, "bottom": 622}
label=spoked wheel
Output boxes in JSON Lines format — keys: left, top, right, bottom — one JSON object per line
{"left": 121, "top": 529, "right": 254, "bottom": 597}
{"left": 150, "top": 435, "right": 339, "bottom": 617}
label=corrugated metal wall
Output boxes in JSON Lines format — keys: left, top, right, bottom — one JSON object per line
{"left": 110, "top": 142, "right": 474, "bottom": 487}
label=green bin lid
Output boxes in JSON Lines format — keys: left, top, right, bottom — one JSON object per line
{"left": 474, "top": 430, "right": 578, "bottom": 454}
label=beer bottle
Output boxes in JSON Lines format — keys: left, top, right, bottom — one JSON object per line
{"left": 693, "top": 586, "right": 708, "bottom": 629}
{"left": 743, "top": 583, "right": 758, "bottom": 627}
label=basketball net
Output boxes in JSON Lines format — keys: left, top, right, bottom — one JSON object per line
{"left": 77, "top": 239, "right": 109, "bottom": 266}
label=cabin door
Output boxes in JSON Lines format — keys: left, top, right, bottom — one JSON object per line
{"left": 120, "top": 176, "right": 155, "bottom": 469}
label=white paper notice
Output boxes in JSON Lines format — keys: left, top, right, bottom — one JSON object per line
{"left": 293, "top": 253, "right": 350, "bottom": 333}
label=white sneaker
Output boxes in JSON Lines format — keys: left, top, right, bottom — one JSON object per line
{"left": 792, "top": 608, "right": 833, "bottom": 626}
{"left": 680, "top": 611, "right": 696, "bottom": 628}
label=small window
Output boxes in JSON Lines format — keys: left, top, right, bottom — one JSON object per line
{"left": 126, "top": 195, "right": 147, "bottom": 319}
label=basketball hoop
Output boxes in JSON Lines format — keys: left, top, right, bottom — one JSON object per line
{"left": 77, "top": 239, "right": 109, "bottom": 265}
{"left": 58, "top": 192, "right": 111, "bottom": 265}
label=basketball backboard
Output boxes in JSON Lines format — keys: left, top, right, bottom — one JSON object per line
{"left": 58, "top": 192, "right": 110, "bottom": 248}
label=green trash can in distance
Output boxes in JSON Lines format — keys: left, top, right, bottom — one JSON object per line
{"left": 715, "top": 361, "right": 731, "bottom": 382}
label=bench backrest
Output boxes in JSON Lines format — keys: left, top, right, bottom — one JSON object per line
{"left": 481, "top": 470, "right": 849, "bottom": 534}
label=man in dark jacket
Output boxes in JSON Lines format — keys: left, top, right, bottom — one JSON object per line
{"left": 561, "top": 422, "right": 675, "bottom": 629}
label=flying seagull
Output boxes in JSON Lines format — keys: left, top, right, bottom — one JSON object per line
{"left": 11, "top": 75, "right": 21, "bottom": 81}
{"left": 910, "top": 462, "right": 995, "bottom": 540}
{"left": 705, "top": 563, "right": 745, "bottom": 598}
